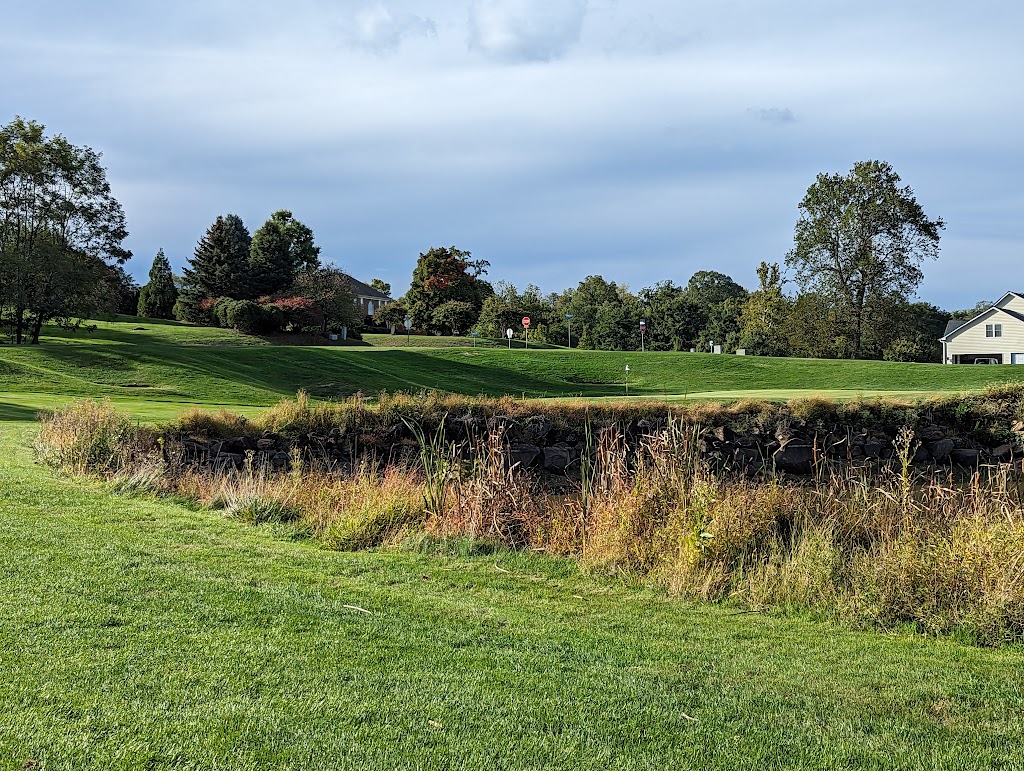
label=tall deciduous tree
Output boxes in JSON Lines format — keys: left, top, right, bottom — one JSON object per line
{"left": 248, "top": 210, "right": 320, "bottom": 298}
{"left": 738, "top": 262, "right": 790, "bottom": 356}
{"left": 786, "top": 160, "right": 944, "bottom": 359}
{"left": 404, "top": 246, "right": 491, "bottom": 331}
{"left": 137, "top": 249, "right": 178, "bottom": 318}
{"left": 0, "top": 116, "right": 131, "bottom": 343}
{"left": 289, "top": 264, "right": 360, "bottom": 334}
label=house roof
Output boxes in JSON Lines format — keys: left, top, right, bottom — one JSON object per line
{"left": 944, "top": 318, "right": 969, "bottom": 337}
{"left": 940, "top": 303, "right": 1024, "bottom": 341}
{"left": 346, "top": 275, "right": 392, "bottom": 301}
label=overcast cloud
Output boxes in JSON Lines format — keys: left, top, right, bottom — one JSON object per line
{"left": 1, "top": 0, "right": 1020, "bottom": 308}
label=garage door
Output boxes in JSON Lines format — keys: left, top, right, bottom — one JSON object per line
{"left": 1012, "top": 353, "right": 1024, "bottom": 364}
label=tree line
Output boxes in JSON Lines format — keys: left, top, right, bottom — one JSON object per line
{"left": 380, "top": 162, "right": 947, "bottom": 362}
{"left": 2, "top": 117, "right": 960, "bottom": 361}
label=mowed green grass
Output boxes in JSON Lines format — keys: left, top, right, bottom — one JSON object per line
{"left": 2, "top": 421, "right": 1023, "bottom": 770}
{"left": 1, "top": 316, "right": 1022, "bottom": 420}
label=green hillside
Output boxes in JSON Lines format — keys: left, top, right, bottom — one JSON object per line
{"left": 1, "top": 316, "right": 1021, "bottom": 420}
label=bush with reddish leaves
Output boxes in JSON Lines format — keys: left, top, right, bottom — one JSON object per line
{"left": 266, "top": 296, "right": 324, "bottom": 331}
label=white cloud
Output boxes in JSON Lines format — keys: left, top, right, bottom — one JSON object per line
{"left": 748, "top": 107, "right": 797, "bottom": 125}
{"left": 468, "top": 0, "right": 587, "bottom": 62}
{"left": 342, "top": 3, "right": 436, "bottom": 54}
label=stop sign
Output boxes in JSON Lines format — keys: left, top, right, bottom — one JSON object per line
{"left": 522, "top": 317, "right": 531, "bottom": 328}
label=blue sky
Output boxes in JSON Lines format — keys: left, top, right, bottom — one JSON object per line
{"left": 3, "top": 0, "right": 1020, "bottom": 309}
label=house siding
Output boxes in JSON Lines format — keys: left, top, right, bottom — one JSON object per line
{"left": 996, "top": 294, "right": 1024, "bottom": 315}
{"left": 946, "top": 311, "right": 1024, "bottom": 363}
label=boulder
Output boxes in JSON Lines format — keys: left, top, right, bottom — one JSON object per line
{"left": 950, "top": 448, "right": 980, "bottom": 467}
{"left": 710, "top": 425, "right": 737, "bottom": 443}
{"left": 773, "top": 443, "right": 816, "bottom": 474}
{"left": 212, "top": 453, "right": 243, "bottom": 470}
{"left": 256, "top": 438, "right": 276, "bottom": 451}
{"left": 863, "top": 439, "right": 884, "bottom": 459}
{"left": 991, "top": 444, "right": 1015, "bottom": 462}
{"left": 928, "top": 438, "right": 955, "bottom": 461}
{"left": 918, "top": 424, "right": 945, "bottom": 442}
{"left": 522, "top": 415, "right": 553, "bottom": 443}
{"left": 542, "top": 445, "right": 573, "bottom": 472}
{"left": 508, "top": 443, "right": 541, "bottom": 469}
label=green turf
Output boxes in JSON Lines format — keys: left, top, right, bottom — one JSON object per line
{"left": 1, "top": 317, "right": 1021, "bottom": 421}
{"left": 1, "top": 420, "right": 1022, "bottom": 769}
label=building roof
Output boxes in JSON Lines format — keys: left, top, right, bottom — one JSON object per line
{"left": 944, "top": 318, "right": 969, "bottom": 337}
{"left": 940, "top": 303, "right": 1024, "bottom": 341}
{"left": 346, "top": 275, "right": 392, "bottom": 301}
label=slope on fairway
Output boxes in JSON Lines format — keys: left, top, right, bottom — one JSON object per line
{"left": 0, "top": 317, "right": 1021, "bottom": 419}
{"left": 2, "top": 420, "right": 1023, "bottom": 769}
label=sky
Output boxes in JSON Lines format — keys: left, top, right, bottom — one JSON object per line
{"left": 2, "top": 0, "right": 1021, "bottom": 310}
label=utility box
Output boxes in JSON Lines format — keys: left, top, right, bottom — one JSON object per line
{"left": 713, "top": 344, "right": 722, "bottom": 354}
{"left": 736, "top": 348, "right": 746, "bottom": 355}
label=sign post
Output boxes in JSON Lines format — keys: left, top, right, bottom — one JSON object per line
{"left": 639, "top": 319, "right": 646, "bottom": 352}
{"left": 404, "top": 314, "right": 412, "bottom": 344}
{"left": 522, "top": 317, "right": 531, "bottom": 349}
{"left": 625, "top": 364, "right": 630, "bottom": 396}
{"left": 506, "top": 328, "right": 513, "bottom": 349}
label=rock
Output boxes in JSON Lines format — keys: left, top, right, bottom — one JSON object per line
{"left": 711, "top": 425, "right": 737, "bottom": 443}
{"left": 213, "top": 453, "right": 243, "bottom": 470}
{"left": 542, "top": 445, "right": 572, "bottom": 472}
{"left": 522, "top": 415, "right": 553, "bottom": 443}
{"left": 928, "top": 438, "right": 955, "bottom": 461}
{"left": 256, "top": 438, "right": 276, "bottom": 451}
{"left": 950, "top": 448, "right": 980, "bottom": 467}
{"left": 271, "top": 451, "right": 290, "bottom": 468}
{"left": 918, "top": 424, "right": 945, "bottom": 442}
{"left": 863, "top": 439, "right": 883, "bottom": 459}
{"left": 735, "top": 447, "right": 762, "bottom": 464}
{"left": 238, "top": 436, "right": 258, "bottom": 451}
{"left": 991, "top": 444, "right": 1015, "bottom": 461}
{"left": 911, "top": 445, "right": 931, "bottom": 464}
{"left": 773, "top": 443, "right": 816, "bottom": 474}
{"left": 825, "top": 434, "right": 849, "bottom": 456}
{"left": 508, "top": 443, "right": 541, "bottom": 469}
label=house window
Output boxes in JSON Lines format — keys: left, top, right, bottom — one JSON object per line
{"left": 986, "top": 324, "right": 1003, "bottom": 338}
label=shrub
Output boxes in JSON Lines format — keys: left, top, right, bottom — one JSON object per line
{"left": 226, "top": 299, "right": 276, "bottom": 335}
{"left": 266, "top": 296, "right": 324, "bottom": 332}
{"left": 35, "top": 400, "right": 158, "bottom": 476}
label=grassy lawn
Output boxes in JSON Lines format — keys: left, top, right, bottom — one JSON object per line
{"left": 1, "top": 317, "right": 1022, "bottom": 421}
{"left": 2, "top": 420, "right": 1023, "bottom": 769}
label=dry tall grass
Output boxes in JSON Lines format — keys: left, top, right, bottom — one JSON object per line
{"left": 35, "top": 397, "right": 1024, "bottom": 644}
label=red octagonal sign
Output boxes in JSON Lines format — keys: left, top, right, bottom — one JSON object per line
{"left": 522, "top": 317, "right": 531, "bottom": 328}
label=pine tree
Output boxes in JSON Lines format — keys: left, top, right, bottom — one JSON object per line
{"left": 182, "top": 214, "right": 252, "bottom": 300}
{"left": 137, "top": 249, "right": 178, "bottom": 318}
{"left": 248, "top": 210, "right": 320, "bottom": 298}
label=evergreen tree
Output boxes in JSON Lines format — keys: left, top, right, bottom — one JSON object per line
{"left": 137, "top": 249, "right": 178, "bottom": 318}
{"left": 182, "top": 214, "right": 252, "bottom": 301}
{"left": 248, "top": 210, "right": 320, "bottom": 298}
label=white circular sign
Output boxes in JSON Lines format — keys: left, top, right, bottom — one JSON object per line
{"left": 505, "top": 328, "right": 513, "bottom": 339}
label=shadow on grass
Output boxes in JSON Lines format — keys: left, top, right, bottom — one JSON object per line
{"left": 0, "top": 402, "right": 45, "bottom": 422}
